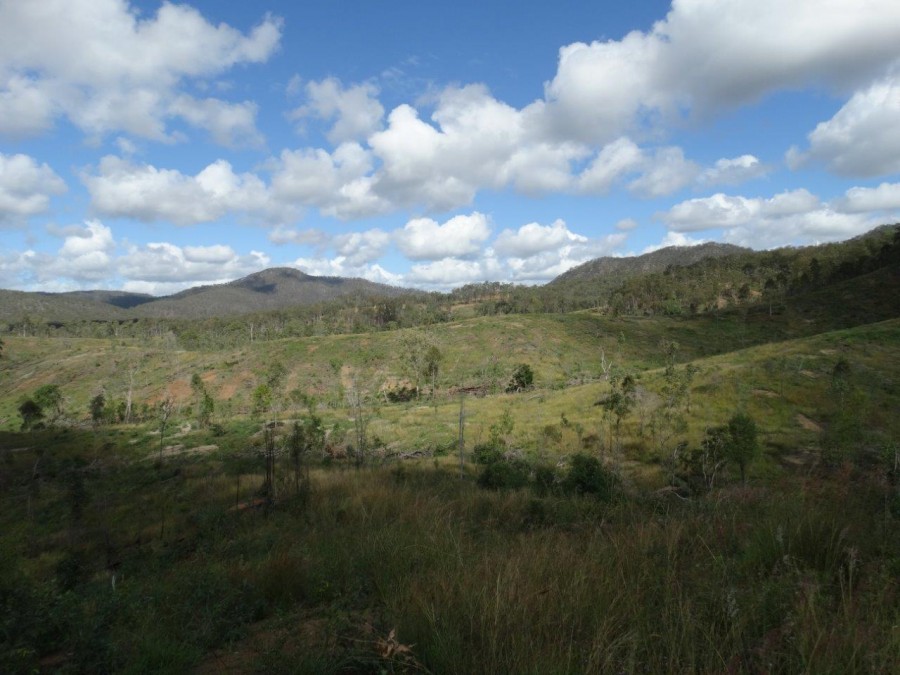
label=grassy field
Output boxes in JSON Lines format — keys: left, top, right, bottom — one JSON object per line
{"left": 1, "top": 303, "right": 898, "bottom": 672}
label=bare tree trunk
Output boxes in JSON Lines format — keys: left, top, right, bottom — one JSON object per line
{"left": 458, "top": 395, "right": 466, "bottom": 479}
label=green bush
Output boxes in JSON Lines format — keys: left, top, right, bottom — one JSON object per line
{"left": 478, "top": 460, "right": 530, "bottom": 490}
{"left": 561, "top": 454, "right": 618, "bottom": 501}
{"left": 472, "top": 441, "right": 504, "bottom": 465}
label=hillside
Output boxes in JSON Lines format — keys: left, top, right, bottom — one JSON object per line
{"left": 0, "top": 267, "right": 416, "bottom": 323}
{"left": 549, "top": 241, "right": 749, "bottom": 286}
{"left": 128, "top": 267, "right": 416, "bottom": 319}
{"left": 1, "top": 256, "right": 898, "bottom": 672}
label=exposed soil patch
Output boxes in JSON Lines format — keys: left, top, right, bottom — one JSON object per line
{"left": 218, "top": 370, "right": 254, "bottom": 400}
{"left": 796, "top": 414, "right": 822, "bottom": 432}
{"left": 154, "top": 444, "right": 219, "bottom": 459}
{"left": 781, "top": 449, "right": 819, "bottom": 467}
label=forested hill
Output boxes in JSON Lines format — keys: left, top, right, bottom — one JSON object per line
{"left": 125, "top": 267, "right": 416, "bottom": 319}
{"left": 549, "top": 242, "right": 749, "bottom": 286}
{"left": 0, "top": 267, "right": 416, "bottom": 323}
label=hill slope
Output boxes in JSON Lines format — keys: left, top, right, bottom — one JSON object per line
{"left": 549, "top": 242, "right": 749, "bottom": 286}
{"left": 0, "top": 267, "right": 415, "bottom": 322}
{"left": 128, "top": 267, "right": 416, "bottom": 318}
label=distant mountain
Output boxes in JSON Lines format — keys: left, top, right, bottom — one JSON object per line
{"left": 0, "top": 268, "right": 416, "bottom": 323}
{"left": 549, "top": 242, "right": 750, "bottom": 286}
{"left": 129, "top": 267, "right": 415, "bottom": 319}
{"left": 0, "top": 289, "right": 143, "bottom": 323}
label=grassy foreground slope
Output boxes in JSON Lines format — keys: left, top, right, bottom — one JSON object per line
{"left": 1, "top": 264, "right": 898, "bottom": 672}
{"left": 0, "top": 317, "right": 898, "bottom": 672}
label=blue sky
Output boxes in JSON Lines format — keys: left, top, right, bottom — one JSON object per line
{"left": 2, "top": 0, "right": 900, "bottom": 294}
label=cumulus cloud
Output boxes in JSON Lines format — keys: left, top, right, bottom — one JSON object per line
{"left": 268, "top": 226, "right": 329, "bottom": 246}
{"left": 118, "top": 242, "right": 269, "bottom": 291}
{"left": 292, "top": 257, "right": 402, "bottom": 285}
{"left": 0, "top": 0, "right": 281, "bottom": 142}
{"left": 837, "top": 182, "right": 900, "bottom": 213}
{"left": 394, "top": 212, "right": 491, "bottom": 260}
{"left": 628, "top": 147, "right": 699, "bottom": 198}
{"left": 662, "top": 189, "right": 823, "bottom": 232}
{"left": 291, "top": 77, "right": 385, "bottom": 143}
{"left": 333, "top": 229, "right": 390, "bottom": 266}
{"left": 52, "top": 219, "right": 116, "bottom": 281}
{"left": 0, "top": 152, "right": 66, "bottom": 223}
{"left": 405, "top": 257, "right": 495, "bottom": 288}
{"left": 659, "top": 186, "right": 890, "bottom": 249}
{"left": 494, "top": 219, "right": 586, "bottom": 258}
{"left": 368, "top": 86, "right": 587, "bottom": 210}
{"left": 576, "top": 137, "right": 644, "bottom": 194}
{"left": 543, "top": 0, "right": 900, "bottom": 143}
{"left": 270, "top": 142, "right": 389, "bottom": 220}
{"left": 700, "top": 155, "right": 769, "bottom": 186}
{"left": 643, "top": 231, "right": 708, "bottom": 254}
{"left": 797, "top": 77, "right": 900, "bottom": 176}
{"left": 83, "top": 156, "right": 279, "bottom": 225}
{"left": 168, "top": 95, "right": 263, "bottom": 148}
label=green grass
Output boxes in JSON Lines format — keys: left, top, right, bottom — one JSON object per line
{"left": 0, "top": 434, "right": 897, "bottom": 673}
{"left": 1, "top": 289, "right": 898, "bottom": 672}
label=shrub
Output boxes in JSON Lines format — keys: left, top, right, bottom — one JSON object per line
{"left": 506, "top": 363, "right": 534, "bottom": 393}
{"left": 561, "top": 454, "right": 618, "bottom": 501}
{"left": 477, "top": 460, "right": 529, "bottom": 490}
{"left": 472, "top": 441, "right": 504, "bottom": 465}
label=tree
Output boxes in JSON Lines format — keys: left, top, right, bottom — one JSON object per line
{"left": 156, "top": 396, "right": 174, "bottom": 463}
{"left": 726, "top": 412, "right": 759, "bottom": 485}
{"left": 90, "top": 393, "right": 106, "bottom": 428}
{"left": 398, "top": 330, "right": 437, "bottom": 398}
{"left": 506, "top": 363, "right": 534, "bottom": 393}
{"left": 251, "top": 384, "right": 273, "bottom": 419}
{"left": 424, "top": 344, "right": 442, "bottom": 399}
{"left": 598, "top": 374, "right": 635, "bottom": 453}
{"left": 18, "top": 399, "right": 44, "bottom": 431}
{"left": 190, "top": 373, "right": 214, "bottom": 428}
{"left": 199, "top": 391, "right": 215, "bottom": 428}
{"left": 288, "top": 411, "right": 325, "bottom": 501}
{"left": 33, "top": 384, "right": 64, "bottom": 425}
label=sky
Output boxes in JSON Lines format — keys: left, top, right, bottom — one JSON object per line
{"left": 1, "top": 0, "right": 900, "bottom": 295}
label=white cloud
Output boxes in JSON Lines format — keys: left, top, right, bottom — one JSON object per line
{"left": 799, "top": 77, "right": 900, "bottom": 176}
{"left": 576, "top": 137, "right": 644, "bottom": 194}
{"left": 394, "top": 212, "right": 491, "bottom": 260}
{"left": 270, "top": 143, "right": 389, "bottom": 220}
{"left": 0, "top": 76, "right": 56, "bottom": 136}
{"left": 659, "top": 186, "right": 887, "bottom": 249}
{"left": 494, "top": 219, "right": 586, "bottom": 258}
{"left": 0, "top": 0, "right": 281, "bottom": 142}
{"left": 291, "top": 77, "right": 385, "bottom": 143}
{"left": 168, "top": 95, "right": 263, "bottom": 147}
{"left": 118, "top": 241, "right": 269, "bottom": 291}
{"left": 837, "top": 182, "right": 900, "bottom": 213}
{"left": 84, "top": 156, "right": 279, "bottom": 225}
{"left": 52, "top": 220, "right": 115, "bottom": 281}
{"left": 333, "top": 229, "right": 390, "bottom": 266}
{"left": 268, "top": 226, "right": 329, "bottom": 246}
{"left": 292, "top": 257, "right": 402, "bottom": 285}
{"left": 542, "top": 0, "right": 900, "bottom": 144}
{"left": 700, "top": 155, "right": 768, "bottom": 186}
{"left": 643, "top": 231, "right": 708, "bottom": 254}
{"left": 405, "top": 257, "right": 492, "bottom": 288}
{"left": 628, "top": 147, "right": 699, "bottom": 198}
{"left": 662, "top": 189, "right": 821, "bottom": 232}
{"left": 0, "top": 152, "right": 66, "bottom": 223}
{"left": 368, "top": 86, "right": 586, "bottom": 210}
